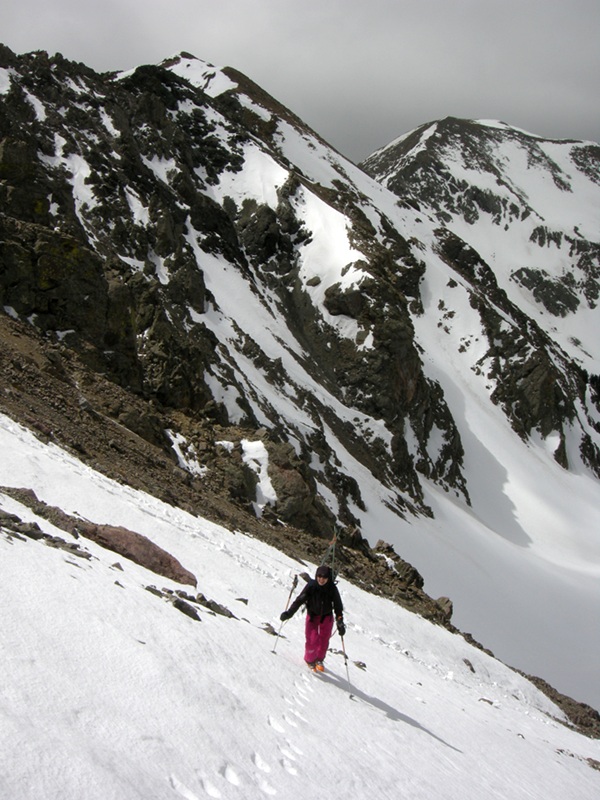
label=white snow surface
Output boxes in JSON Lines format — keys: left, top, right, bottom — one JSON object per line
{"left": 0, "top": 66, "right": 13, "bottom": 94}
{"left": 38, "top": 133, "right": 98, "bottom": 224}
{"left": 1, "top": 413, "right": 599, "bottom": 800}
{"left": 212, "top": 143, "right": 288, "bottom": 210}
{"left": 241, "top": 439, "right": 277, "bottom": 516}
{"left": 166, "top": 54, "right": 237, "bottom": 97}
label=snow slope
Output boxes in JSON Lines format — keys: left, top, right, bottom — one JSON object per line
{"left": 1, "top": 413, "right": 599, "bottom": 800}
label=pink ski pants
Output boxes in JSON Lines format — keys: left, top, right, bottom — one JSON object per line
{"left": 304, "top": 614, "right": 334, "bottom": 663}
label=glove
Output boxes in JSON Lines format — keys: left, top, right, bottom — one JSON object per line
{"left": 336, "top": 617, "right": 346, "bottom": 637}
{"left": 280, "top": 610, "right": 292, "bottom": 621}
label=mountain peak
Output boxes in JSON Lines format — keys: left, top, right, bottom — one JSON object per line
{"left": 362, "top": 117, "right": 600, "bottom": 366}
{"left": 160, "top": 52, "right": 238, "bottom": 97}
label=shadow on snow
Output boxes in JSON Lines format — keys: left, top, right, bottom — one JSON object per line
{"left": 319, "top": 669, "right": 463, "bottom": 754}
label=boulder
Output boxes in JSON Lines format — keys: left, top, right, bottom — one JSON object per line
{"left": 76, "top": 521, "right": 197, "bottom": 587}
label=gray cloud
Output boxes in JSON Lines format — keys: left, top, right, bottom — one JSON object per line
{"left": 3, "top": 0, "right": 599, "bottom": 162}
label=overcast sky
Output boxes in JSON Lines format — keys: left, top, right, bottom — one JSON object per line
{"left": 3, "top": 0, "right": 599, "bottom": 163}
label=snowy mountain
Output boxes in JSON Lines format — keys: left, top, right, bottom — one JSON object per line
{"left": 361, "top": 116, "right": 600, "bottom": 371}
{"left": 0, "top": 39, "right": 599, "bottom": 732}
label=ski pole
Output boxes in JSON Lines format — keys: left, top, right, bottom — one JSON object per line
{"left": 340, "top": 635, "right": 355, "bottom": 699}
{"left": 272, "top": 574, "right": 298, "bottom": 654}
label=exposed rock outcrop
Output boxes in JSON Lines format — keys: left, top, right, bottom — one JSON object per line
{"left": 1, "top": 487, "right": 197, "bottom": 586}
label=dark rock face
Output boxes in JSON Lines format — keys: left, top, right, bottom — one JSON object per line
{"left": 1, "top": 48, "right": 598, "bottom": 529}
{"left": 0, "top": 46, "right": 474, "bottom": 529}
{"left": 0, "top": 49, "right": 232, "bottom": 413}
{"left": 266, "top": 441, "right": 335, "bottom": 536}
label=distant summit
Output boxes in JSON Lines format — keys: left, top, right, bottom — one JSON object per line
{"left": 361, "top": 116, "right": 600, "bottom": 369}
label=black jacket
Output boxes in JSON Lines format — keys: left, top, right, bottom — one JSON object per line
{"left": 287, "top": 579, "right": 343, "bottom": 620}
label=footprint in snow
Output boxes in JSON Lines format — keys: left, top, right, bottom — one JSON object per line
{"left": 257, "top": 777, "right": 277, "bottom": 796}
{"left": 287, "top": 741, "right": 304, "bottom": 756}
{"left": 280, "top": 757, "right": 298, "bottom": 776}
{"left": 278, "top": 743, "right": 297, "bottom": 761}
{"left": 285, "top": 697, "right": 306, "bottom": 714}
{"left": 268, "top": 715, "right": 285, "bottom": 733}
{"left": 253, "top": 752, "right": 271, "bottom": 773}
{"left": 169, "top": 775, "right": 203, "bottom": 800}
{"left": 294, "top": 679, "right": 312, "bottom": 696}
{"left": 220, "top": 763, "right": 241, "bottom": 786}
{"left": 199, "top": 778, "right": 221, "bottom": 799}
{"left": 253, "top": 754, "right": 277, "bottom": 796}
{"left": 294, "top": 691, "right": 308, "bottom": 705}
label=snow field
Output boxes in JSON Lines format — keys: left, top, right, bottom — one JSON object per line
{"left": 1, "top": 415, "right": 599, "bottom": 799}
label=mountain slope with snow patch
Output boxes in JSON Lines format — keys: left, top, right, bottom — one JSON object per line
{"left": 0, "top": 47, "right": 599, "bottom": 712}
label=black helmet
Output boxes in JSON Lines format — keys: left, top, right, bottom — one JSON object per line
{"left": 315, "top": 565, "right": 332, "bottom": 579}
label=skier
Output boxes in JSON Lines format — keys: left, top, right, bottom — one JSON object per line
{"left": 279, "top": 565, "right": 345, "bottom": 671}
